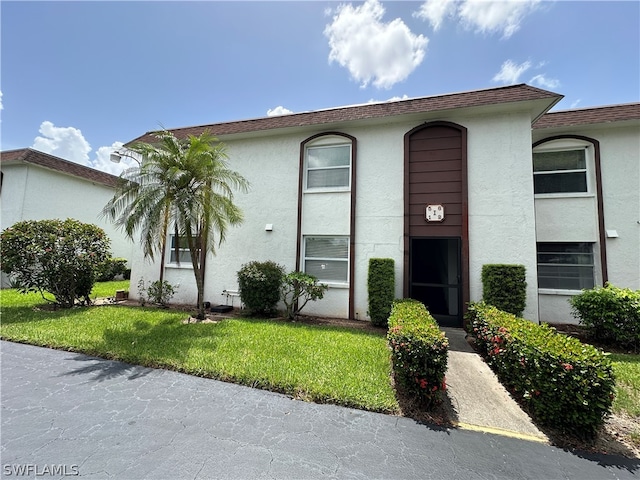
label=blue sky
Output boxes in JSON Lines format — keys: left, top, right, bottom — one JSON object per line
{"left": 2, "top": 1, "right": 638, "bottom": 174}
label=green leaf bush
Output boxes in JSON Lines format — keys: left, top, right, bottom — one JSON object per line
{"left": 237, "top": 261, "right": 285, "bottom": 316}
{"left": 467, "top": 302, "right": 615, "bottom": 438}
{"left": 481, "top": 264, "right": 527, "bottom": 317}
{"left": 96, "top": 257, "right": 129, "bottom": 282}
{"left": 570, "top": 284, "right": 640, "bottom": 351}
{"left": 387, "top": 299, "right": 448, "bottom": 407}
{"left": 367, "top": 258, "right": 395, "bottom": 327}
{"left": 1, "top": 219, "right": 111, "bottom": 307}
{"left": 281, "top": 271, "right": 328, "bottom": 321}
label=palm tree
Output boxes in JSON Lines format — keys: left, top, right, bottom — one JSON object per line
{"left": 103, "top": 130, "right": 249, "bottom": 319}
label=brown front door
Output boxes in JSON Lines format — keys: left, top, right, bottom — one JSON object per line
{"left": 404, "top": 122, "right": 469, "bottom": 327}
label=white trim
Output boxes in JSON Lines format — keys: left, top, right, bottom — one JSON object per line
{"left": 538, "top": 288, "right": 583, "bottom": 296}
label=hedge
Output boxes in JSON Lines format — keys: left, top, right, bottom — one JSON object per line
{"left": 481, "top": 264, "right": 527, "bottom": 317}
{"left": 367, "top": 258, "right": 395, "bottom": 327}
{"left": 467, "top": 302, "right": 615, "bottom": 438}
{"left": 387, "top": 299, "right": 448, "bottom": 407}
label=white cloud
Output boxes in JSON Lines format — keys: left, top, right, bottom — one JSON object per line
{"left": 267, "top": 106, "right": 293, "bottom": 116}
{"left": 413, "top": 0, "right": 457, "bottom": 31}
{"left": 492, "top": 59, "right": 560, "bottom": 89}
{"left": 570, "top": 99, "right": 582, "bottom": 109}
{"left": 0, "top": 90, "right": 3, "bottom": 110}
{"left": 92, "top": 141, "right": 139, "bottom": 176}
{"left": 31, "top": 121, "right": 130, "bottom": 175}
{"left": 324, "top": 0, "right": 428, "bottom": 89}
{"left": 492, "top": 59, "right": 532, "bottom": 84}
{"left": 368, "top": 94, "right": 410, "bottom": 103}
{"left": 529, "top": 73, "right": 560, "bottom": 89}
{"left": 32, "top": 121, "right": 92, "bottom": 165}
{"left": 414, "top": 0, "right": 541, "bottom": 38}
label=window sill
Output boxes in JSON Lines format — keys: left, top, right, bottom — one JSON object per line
{"left": 538, "top": 288, "right": 584, "bottom": 296}
{"left": 534, "top": 193, "right": 595, "bottom": 200}
{"left": 166, "top": 263, "right": 194, "bottom": 270}
{"left": 304, "top": 187, "right": 351, "bottom": 194}
{"left": 320, "top": 282, "right": 349, "bottom": 289}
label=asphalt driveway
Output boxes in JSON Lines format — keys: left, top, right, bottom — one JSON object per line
{"left": 1, "top": 340, "right": 638, "bottom": 479}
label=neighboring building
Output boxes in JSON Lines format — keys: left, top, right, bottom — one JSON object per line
{"left": 0, "top": 148, "right": 133, "bottom": 287}
{"left": 126, "top": 84, "right": 639, "bottom": 326}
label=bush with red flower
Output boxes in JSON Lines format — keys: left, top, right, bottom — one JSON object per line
{"left": 466, "top": 302, "right": 615, "bottom": 439}
{"left": 387, "top": 299, "right": 448, "bottom": 408}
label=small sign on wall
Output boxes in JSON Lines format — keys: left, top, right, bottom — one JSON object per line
{"left": 425, "top": 204, "right": 444, "bottom": 222}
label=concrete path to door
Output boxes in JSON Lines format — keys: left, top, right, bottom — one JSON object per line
{"left": 2, "top": 340, "right": 638, "bottom": 480}
{"left": 442, "top": 328, "right": 548, "bottom": 442}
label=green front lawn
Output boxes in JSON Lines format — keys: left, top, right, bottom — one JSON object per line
{"left": 0, "top": 281, "right": 398, "bottom": 413}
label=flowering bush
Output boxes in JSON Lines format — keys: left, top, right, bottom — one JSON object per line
{"left": 467, "top": 302, "right": 615, "bottom": 438}
{"left": 1, "top": 219, "right": 111, "bottom": 307}
{"left": 387, "top": 299, "right": 448, "bottom": 407}
{"left": 237, "top": 261, "right": 285, "bottom": 315}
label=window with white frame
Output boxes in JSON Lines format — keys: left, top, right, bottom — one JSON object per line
{"left": 537, "top": 242, "right": 595, "bottom": 290}
{"left": 305, "top": 144, "right": 351, "bottom": 190}
{"left": 303, "top": 236, "right": 349, "bottom": 283}
{"left": 168, "top": 234, "right": 200, "bottom": 266}
{"left": 533, "top": 148, "right": 588, "bottom": 194}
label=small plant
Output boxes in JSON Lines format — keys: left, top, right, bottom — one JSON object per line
{"left": 481, "top": 264, "right": 527, "bottom": 317}
{"left": 237, "top": 261, "right": 286, "bottom": 315}
{"left": 570, "top": 283, "right": 640, "bottom": 351}
{"left": 281, "top": 271, "right": 328, "bottom": 321}
{"left": 147, "top": 280, "right": 177, "bottom": 307}
{"left": 137, "top": 278, "right": 177, "bottom": 307}
{"left": 367, "top": 258, "right": 395, "bottom": 327}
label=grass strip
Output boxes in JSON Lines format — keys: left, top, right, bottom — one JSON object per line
{"left": 1, "top": 282, "right": 398, "bottom": 413}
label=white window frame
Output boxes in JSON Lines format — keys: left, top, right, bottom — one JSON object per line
{"left": 167, "top": 234, "right": 199, "bottom": 269}
{"left": 533, "top": 140, "right": 593, "bottom": 198}
{"left": 303, "top": 236, "right": 350, "bottom": 286}
{"left": 304, "top": 143, "right": 352, "bottom": 192}
{"left": 536, "top": 242, "right": 595, "bottom": 292}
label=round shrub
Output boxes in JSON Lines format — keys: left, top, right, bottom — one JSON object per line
{"left": 237, "top": 261, "right": 285, "bottom": 315}
{"left": 1, "top": 218, "right": 111, "bottom": 307}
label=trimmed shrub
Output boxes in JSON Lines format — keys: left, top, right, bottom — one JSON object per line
{"left": 367, "top": 258, "right": 395, "bottom": 327}
{"left": 387, "top": 299, "right": 448, "bottom": 407}
{"left": 1, "top": 218, "right": 111, "bottom": 307}
{"left": 281, "top": 271, "right": 328, "bottom": 321}
{"left": 482, "top": 264, "right": 527, "bottom": 317}
{"left": 237, "top": 261, "right": 285, "bottom": 315}
{"left": 96, "top": 257, "right": 129, "bottom": 282}
{"left": 467, "top": 302, "right": 615, "bottom": 438}
{"left": 570, "top": 284, "right": 640, "bottom": 351}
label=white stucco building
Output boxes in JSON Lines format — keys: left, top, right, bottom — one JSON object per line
{"left": 126, "top": 84, "right": 639, "bottom": 326}
{"left": 0, "top": 148, "right": 134, "bottom": 287}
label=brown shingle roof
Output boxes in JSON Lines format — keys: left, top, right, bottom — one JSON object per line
{"left": 129, "top": 84, "right": 562, "bottom": 144}
{"left": 0, "top": 148, "right": 121, "bottom": 188}
{"left": 534, "top": 103, "right": 640, "bottom": 129}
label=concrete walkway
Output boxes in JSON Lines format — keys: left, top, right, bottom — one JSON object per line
{"left": 2, "top": 340, "right": 638, "bottom": 479}
{"left": 442, "top": 328, "right": 548, "bottom": 442}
